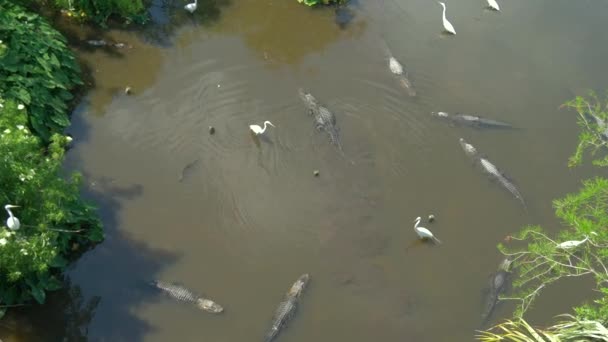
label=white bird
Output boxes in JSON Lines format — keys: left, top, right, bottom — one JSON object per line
{"left": 5, "top": 204, "right": 20, "bottom": 231}
{"left": 557, "top": 236, "right": 590, "bottom": 249}
{"left": 184, "top": 0, "right": 197, "bottom": 13}
{"left": 486, "top": 0, "right": 500, "bottom": 11}
{"left": 438, "top": 2, "right": 456, "bottom": 35}
{"left": 413, "top": 216, "right": 441, "bottom": 244}
{"left": 249, "top": 121, "right": 275, "bottom": 135}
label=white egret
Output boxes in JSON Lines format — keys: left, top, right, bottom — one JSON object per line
{"left": 413, "top": 216, "right": 441, "bottom": 244}
{"left": 486, "top": 0, "right": 500, "bottom": 11}
{"left": 249, "top": 121, "right": 275, "bottom": 135}
{"left": 438, "top": 2, "right": 456, "bottom": 35}
{"left": 5, "top": 204, "right": 20, "bottom": 231}
{"left": 557, "top": 234, "right": 596, "bottom": 249}
{"left": 185, "top": 0, "right": 197, "bottom": 13}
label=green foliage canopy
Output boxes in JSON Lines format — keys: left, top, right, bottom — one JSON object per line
{"left": 0, "top": 99, "right": 103, "bottom": 319}
{"left": 0, "top": 2, "right": 82, "bottom": 141}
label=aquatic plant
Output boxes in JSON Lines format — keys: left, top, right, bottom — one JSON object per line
{"left": 477, "top": 315, "right": 608, "bottom": 342}
{"left": 497, "top": 177, "right": 608, "bottom": 319}
{"left": 561, "top": 91, "right": 608, "bottom": 167}
{"left": 0, "top": 2, "right": 82, "bottom": 141}
{"left": 297, "top": 0, "right": 348, "bottom": 7}
{"left": 478, "top": 93, "right": 608, "bottom": 340}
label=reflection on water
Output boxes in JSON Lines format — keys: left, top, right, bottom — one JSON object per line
{"left": 6, "top": 0, "right": 608, "bottom": 340}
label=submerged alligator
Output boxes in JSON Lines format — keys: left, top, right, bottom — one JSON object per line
{"left": 265, "top": 274, "right": 310, "bottom": 342}
{"left": 431, "top": 112, "right": 513, "bottom": 129}
{"left": 459, "top": 138, "right": 526, "bottom": 208}
{"left": 85, "top": 39, "right": 132, "bottom": 49}
{"left": 481, "top": 258, "right": 512, "bottom": 325}
{"left": 298, "top": 89, "right": 344, "bottom": 152}
{"left": 149, "top": 280, "right": 224, "bottom": 314}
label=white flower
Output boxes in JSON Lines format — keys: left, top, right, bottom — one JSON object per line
{"left": 20, "top": 248, "right": 28, "bottom": 255}
{"left": 3, "top": 129, "right": 10, "bottom": 134}
{"left": 19, "top": 174, "right": 26, "bottom": 182}
{"left": 17, "top": 104, "right": 25, "bottom": 110}
{"left": 0, "top": 238, "right": 7, "bottom": 246}
{"left": 16, "top": 125, "right": 24, "bottom": 130}
{"left": 0, "top": 103, "right": 3, "bottom": 108}
{"left": 66, "top": 136, "right": 73, "bottom": 142}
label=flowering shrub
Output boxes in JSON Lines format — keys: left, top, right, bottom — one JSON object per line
{"left": 0, "top": 99, "right": 102, "bottom": 318}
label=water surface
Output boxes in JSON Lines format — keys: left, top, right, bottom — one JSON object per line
{"left": 3, "top": 0, "right": 608, "bottom": 341}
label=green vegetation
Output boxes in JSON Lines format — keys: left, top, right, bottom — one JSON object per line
{"left": 561, "top": 91, "right": 608, "bottom": 167}
{"left": 11, "top": 0, "right": 147, "bottom": 25}
{"left": 0, "top": 3, "right": 102, "bottom": 319}
{"left": 477, "top": 315, "right": 608, "bottom": 342}
{"left": 0, "top": 1, "right": 82, "bottom": 141}
{"left": 478, "top": 92, "right": 608, "bottom": 340}
{"left": 297, "top": 0, "right": 347, "bottom": 7}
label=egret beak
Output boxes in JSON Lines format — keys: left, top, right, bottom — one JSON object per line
{"left": 7, "top": 205, "right": 19, "bottom": 208}
{"left": 269, "top": 123, "right": 276, "bottom": 127}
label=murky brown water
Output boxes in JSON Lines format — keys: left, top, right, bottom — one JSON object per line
{"left": 3, "top": 0, "right": 608, "bottom": 341}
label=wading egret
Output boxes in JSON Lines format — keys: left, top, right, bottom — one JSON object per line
{"left": 185, "top": 0, "right": 197, "bottom": 13}
{"left": 250, "top": 121, "right": 275, "bottom": 135}
{"left": 414, "top": 216, "right": 441, "bottom": 244}
{"left": 438, "top": 2, "right": 456, "bottom": 35}
{"left": 4, "top": 204, "right": 20, "bottom": 231}
{"left": 486, "top": 0, "right": 500, "bottom": 11}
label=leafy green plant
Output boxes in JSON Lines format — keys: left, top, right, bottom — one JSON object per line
{"left": 477, "top": 315, "right": 608, "bottom": 342}
{"left": 0, "top": 99, "right": 102, "bottom": 318}
{"left": 560, "top": 91, "right": 608, "bottom": 167}
{"left": 10, "top": 0, "right": 148, "bottom": 25}
{"left": 0, "top": 2, "right": 82, "bottom": 141}
{"left": 497, "top": 177, "right": 608, "bottom": 318}
{"left": 297, "top": 0, "right": 348, "bottom": 7}
{"left": 477, "top": 93, "right": 608, "bottom": 340}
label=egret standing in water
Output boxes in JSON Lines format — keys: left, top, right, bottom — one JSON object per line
{"left": 185, "top": 0, "right": 197, "bottom": 13}
{"left": 486, "top": 0, "right": 500, "bottom": 11}
{"left": 438, "top": 2, "right": 456, "bottom": 35}
{"left": 413, "top": 216, "right": 441, "bottom": 244}
{"left": 4, "top": 204, "right": 20, "bottom": 231}
{"left": 249, "top": 121, "right": 275, "bottom": 136}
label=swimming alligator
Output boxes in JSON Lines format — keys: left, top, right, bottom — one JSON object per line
{"left": 149, "top": 280, "right": 224, "bottom": 313}
{"left": 265, "top": 274, "right": 310, "bottom": 342}
{"left": 298, "top": 89, "right": 343, "bottom": 152}
{"left": 481, "top": 258, "right": 512, "bottom": 325}
{"left": 459, "top": 138, "right": 526, "bottom": 208}
{"left": 388, "top": 57, "right": 416, "bottom": 97}
{"left": 432, "top": 112, "right": 513, "bottom": 129}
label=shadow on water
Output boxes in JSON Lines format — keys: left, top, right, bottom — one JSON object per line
{"left": 0, "top": 103, "right": 179, "bottom": 341}
{"left": 0, "top": 278, "right": 100, "bottom": 341}
{"left": 143, "top": 0, "right": 230, "bottom": 47}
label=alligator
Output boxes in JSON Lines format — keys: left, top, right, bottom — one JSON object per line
{"left": 298, "top": 89, "right": 343, "bottom": 152}
{"left": 86, "top": 39, "right": 132, "bottom": 49}
{"left": 459, "top": 138, "right": 526, "bottom": 208}
{"left": 149, "top": 280, "right": 224, "bottom": 313}
{"left": 388, "top": 57, "right": 416, "bottom": 97}
{"left": 264, "top": 274, "right": 310, "bottom": 342}
{"left": 481, "top": 258, "right": 512, "bottom": 325}
{"left": 432, "top": 111, "right": 513, "bottom": 129}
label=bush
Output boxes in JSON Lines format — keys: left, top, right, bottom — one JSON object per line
{"left": 0, "top": 2, "right": 82, "bottom": 141}
{"left": 9, "top": 0, "right": 148, "bottom": 25}
{"left": 0, "top": 93, "right": 102, "bottom": 317}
